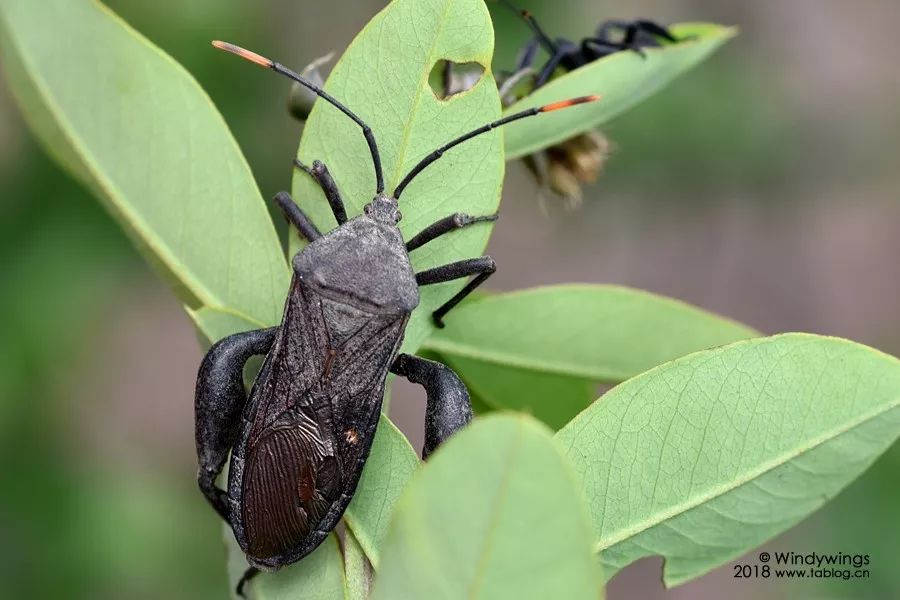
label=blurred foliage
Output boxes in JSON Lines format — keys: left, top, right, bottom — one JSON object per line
{"left": 0, "top": 137, "right": 227, "bottom": 598}
{"left": 601, "top": 59, "right": 797, "bottom": 197}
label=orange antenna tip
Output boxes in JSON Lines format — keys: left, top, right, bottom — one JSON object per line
{"left": 211, "top": 40, "right": 273, "bottom": 68}
{"left": 540, "top": 95, "right": 601, "bottom": 113}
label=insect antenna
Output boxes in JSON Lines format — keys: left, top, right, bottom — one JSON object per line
{"left": 212, "top": 41, "right": 385, "bottom": 194}
{"left": 498, "top": 0, "right": 559, "bottom": 55}
{"left": 393, "top": 95, "right": 600, "bottom": 199}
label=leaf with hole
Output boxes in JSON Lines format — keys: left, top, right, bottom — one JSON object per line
{"left": 0, "top": 0, "right": 289, "bottom": 325}
{"left": 372, "top": 414, "right": 603, "bottom": 600}
{"left": 555, "top": 333, "right": 900, "bottom": 586}
{"left": 503, "top": 23, "right": 737, "bottom": 159}
{"left": 291, "top": 0, "right": 503, "bottom": 354}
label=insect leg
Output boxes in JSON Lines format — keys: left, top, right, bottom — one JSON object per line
{"left": 273, "top": 191, "right": 322, "bottom": 242}
{"left": 634, "top": 19, "right": 679, "bottom": 43}
{"left": 498, "top": 67, "right": 536, "bottom": 106}
{"left": 293, "top": 158, "right": 348, "bottom": 225}
{"left": 514, "top": 36, "right": 541, "bottom": 71}
{"left": 441, "top": 60, "right": 457, "bottom": 97}
{"left": 391, "top": 353, "right": 472, "bottom": 458}
{"left": 406, "top": 212, "right": 498, "bottom": 252}
{"left": 415, "top": 256, "right": 496, "bottom": 327}
{"left": 595, "top": 20, "right": 664, "bottom": 46}
{"left": 583, "top": 37, "right": 643, "bottom": 59}
{"left": 236, "top": 567, "right": 260, "bottom": 598}
{"left": 534, "top": 48, "right": 568, "bottom": 87}
{"left": 596, "top": 19, "right": 629, "bottom": 43}
{"left": 499, "top": 0, "right": 560, "bottom": 57}
{"left": 195, "top": 327, "right": 278, "bottom": 522}
{"left": 593, "top": 19, "right": 677, "bottom": 54}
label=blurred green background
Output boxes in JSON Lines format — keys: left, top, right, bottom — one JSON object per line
{"left": 1, "top": 0, "right": 898, "bottom": 598}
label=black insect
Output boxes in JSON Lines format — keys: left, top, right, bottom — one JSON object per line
{"left": 452, "top": 3, "right": 679, "bottom": 207}
{"left": 196, "top": 41, "right": 598, "bottom": 595}
{"left": 500, "top": 0, "right": 681, "bottom": 87}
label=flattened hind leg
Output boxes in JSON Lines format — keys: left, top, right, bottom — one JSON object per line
{"left": 391, "top": 353, "right": 472, "bottom": 458}
{"left": 195, "top": 327, "right": 278, "bottom": 521}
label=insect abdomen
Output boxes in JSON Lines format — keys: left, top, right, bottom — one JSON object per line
{"left": 242, "top": 414, "right": 341, "bottom": 559}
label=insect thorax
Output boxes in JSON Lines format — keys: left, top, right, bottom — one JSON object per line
{"left": 292, "top": 214, "right": 418, "bottom": 314}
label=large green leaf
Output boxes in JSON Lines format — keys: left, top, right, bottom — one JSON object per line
{"left": 0, "top": 0, "right": 289, "bottom": 325}
{"left": 372, "top": 414, "right": 602, "bottom": 600}
{"left": 225, "top": 529, "right": 345, "bottom": 600}
{"left": 555, "top": 333, "right": 900, "bottom": 586}
{"left": 424, "top": 284, "right": 758, "bottom": 382}
{"left": 291, "top": 0, "right": 503, "bottom": 354}
{"left": 503, "top": 23, "right": 737, "bottom": 159}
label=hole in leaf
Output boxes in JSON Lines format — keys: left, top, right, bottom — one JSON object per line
{"left": 429, "top": 59, "right": 485, "bottom": 100}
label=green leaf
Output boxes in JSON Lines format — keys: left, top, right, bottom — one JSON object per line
{"left": 555, "top": 333, "right": 900, "bottom": 586}
{"left": 372, "top": 414, "right": 603, "bottom": 600}
{"left": 344, "top": 529, "right": 374, "bottom": 600}
{"left": 0, "top": 0, "right": 289, "bottom": 325}
{"left": 344, "top": 415, "right": 420, "bottom": 567}
{"left": 292, "top": 0, "right": 502, "bottom": 354}
{"left": 424, "top": 284, "right": 758, "bottom": 382}
{"left": 503, "top": 23, "right": 738, "bottom": 159}
{"left": 439, "top": 353, "right": 596, "bottom": 430}
{"left": 225, "top": 528, "right": 345, "bottom": 600}
{"left": 188, "top": 305, "right": 267, "bottom": 344}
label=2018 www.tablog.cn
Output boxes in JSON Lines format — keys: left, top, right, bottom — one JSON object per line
{"left": 733, "top": 551, "right": 871, "bottom": 581}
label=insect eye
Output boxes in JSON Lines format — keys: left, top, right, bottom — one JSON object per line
{"left": 395, "top": 210, "right": 402, "bottom": 222}
{"left": 364, "top": 205, "right": 372, "bottom": 215}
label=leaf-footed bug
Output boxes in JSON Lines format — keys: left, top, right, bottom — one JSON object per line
{"left": 196, "top": 40, "right": 598, "bottom": 595}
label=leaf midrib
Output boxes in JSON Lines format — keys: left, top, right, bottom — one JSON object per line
{"left": 423, "top": 337, "right": 627, "bottom": 381}
{"left": 421, "top": 283, "right": 758, "bottom": 381}
{"left": 466, "top": 423, "right": 524, "bottom": 599}
{"left": 594, "top": 398, "right": 900, "bottom": 552}
{"left": 386, "top": 0, "right": 456, "bottom": 191}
